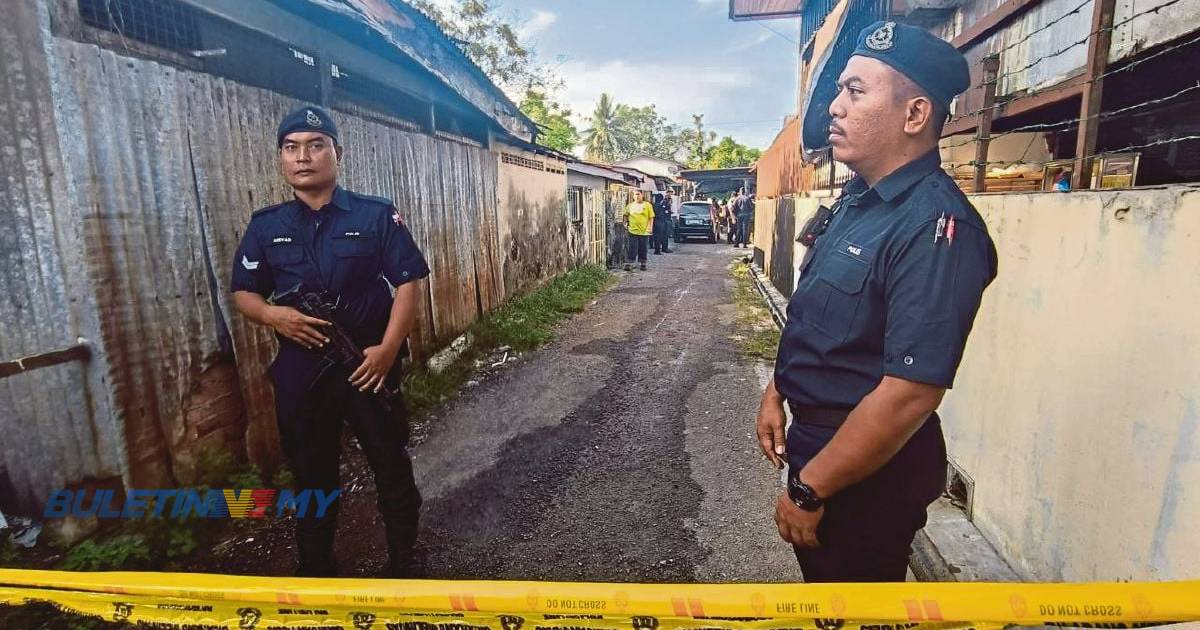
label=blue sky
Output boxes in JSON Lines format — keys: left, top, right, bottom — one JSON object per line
{"left": 479, "top": 0, "right": 802, "bottom": 150}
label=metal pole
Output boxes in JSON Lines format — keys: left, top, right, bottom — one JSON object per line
{"left": 1073, "top": 0, "right": 1117, "bottom": 189}
{"left": 974, "top": 55, "right": 1002, "bottom": 193}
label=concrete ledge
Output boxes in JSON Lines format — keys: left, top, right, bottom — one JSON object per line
{"left": 744, "top": 259, "right": 1020, "bottom": 583}
{"left": 747, "top": 261, "right": 789, "bottom": 328}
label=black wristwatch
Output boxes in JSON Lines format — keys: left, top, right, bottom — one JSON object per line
{"left": 787, "top": 471, "right": 825, "bottom": 512}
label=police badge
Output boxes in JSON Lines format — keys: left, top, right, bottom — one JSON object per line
{"left": 306, "top": 109, "right": 322, "bottom": 127}
{"left": 865, "top": 21, "right": 896, "bottom": 51}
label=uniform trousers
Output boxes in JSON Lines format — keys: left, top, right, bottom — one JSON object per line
{"left": 274, "top": 364, "right": 421, "bottom": 577}
{"left": 786, "top": 413, "right": 946, "bottom": 582}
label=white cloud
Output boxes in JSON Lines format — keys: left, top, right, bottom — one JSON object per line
{"left": 726, "top": 30, "right": 774, "bottom": 53}
{"left": 560, "top": 59, "right": 746, "bottom": 130}
{"left": 517, "top": 10, "right": 558, "bottom": 40}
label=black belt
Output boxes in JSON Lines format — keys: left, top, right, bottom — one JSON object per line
{"left": 788, "top": 402, "right": 852, "bottom": 428}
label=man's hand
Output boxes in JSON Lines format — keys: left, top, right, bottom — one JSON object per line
{"left": 775, "top": 494, "right": 823, "bottom": 548}
{"left": 757, "top": 386, "right": 787, "bottom": 469}
{"left": 349, "top": 344, "right": 399, "bottom": 393}
{"left": 267, "top": 305, "right": 330, "bottom": 349}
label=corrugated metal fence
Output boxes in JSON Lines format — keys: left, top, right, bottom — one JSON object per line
{"left": 0, "top": 2, "right": 550, "bottom": 515}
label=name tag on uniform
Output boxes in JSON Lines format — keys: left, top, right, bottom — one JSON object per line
{"left": 344, "top": 231, "right": 361, "bottom": 237}
{"left": 272, "top": 236, "right": 293, "bottom": 244}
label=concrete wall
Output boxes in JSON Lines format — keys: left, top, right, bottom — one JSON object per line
{"left": 942, "top": 185, "right": 1200, "bottom": 582}
{"left": 495, "top": 145, "right": 574, "bottom": 298}
{"left": 759, "top": 186, "right": 1200, "bottom": 581}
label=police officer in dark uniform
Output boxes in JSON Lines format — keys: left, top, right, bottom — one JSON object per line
{"left": 230, "top": 105, "right": 429, "bottom": 577}
{"left": 653, "top": 190, "right": 674, "bottom": 254}
{"left": 756, "top": 22, "right": 998, "bottom": 582}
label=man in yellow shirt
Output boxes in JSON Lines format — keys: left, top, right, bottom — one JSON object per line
{"left": 623, "top": 190, "right": 655, "bottom": 271}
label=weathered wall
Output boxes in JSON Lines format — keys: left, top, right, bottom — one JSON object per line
{"left": 760, "top": 187, "right": 1200, "bottom": 581}
{"left": 942, "top": 185, "right": 1200, "bottom": 581}
{"left": 755, "top": 117, "right": 812, "bottom": 198}
{"left": 940, "top": 132, "right": 1053, "bottom": 170}
{"left": 1109, "top": 0, "right": 1200, "bottom": 63}
{"left": 495, "top": 145, "right": 573, "bottom": 297}
{"left": 0, "top": 0, "right": 125, "bottom": 512}
{"left": 1, "top": 2, "right": 529, "bottom": 515}
{"left": 567, "top": 171, "right": 612, "bottom": 267}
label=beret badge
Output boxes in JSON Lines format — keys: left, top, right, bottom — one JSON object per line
{"left": 865, "top": 21, "right": 896, "bottom": 51}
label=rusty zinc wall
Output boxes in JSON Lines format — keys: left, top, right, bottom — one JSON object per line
{"left": 1, "top": 3, "right": 508, "bottom": 514}
{"left": 754, "top": 116, "right": 811, "bottom": 198}
{"left": 0, "top": 0, "right": 125, "bottom": 513}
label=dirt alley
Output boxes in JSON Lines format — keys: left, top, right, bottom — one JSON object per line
{"left": 192, "top": 242, "right": 801, "bottom": 582}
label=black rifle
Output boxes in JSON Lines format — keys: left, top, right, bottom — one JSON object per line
{"left": 269, "top": 284, "right": 400, "bottom": 411}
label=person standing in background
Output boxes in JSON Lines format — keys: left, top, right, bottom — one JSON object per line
{"left": 653, "top": 190, "right": 674, "bottom": 255}
{"left": 623, "top": 190, "right": 655, "bottom": 271}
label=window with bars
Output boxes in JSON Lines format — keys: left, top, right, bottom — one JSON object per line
{"left": 566, "top": 186, "right": 585, "bottom": 223}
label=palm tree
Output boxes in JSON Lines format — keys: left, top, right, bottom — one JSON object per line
{"left": 582, "top": 93, "right": 621, "bottom": 164}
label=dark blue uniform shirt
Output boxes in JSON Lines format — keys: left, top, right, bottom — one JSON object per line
{"left": 230, "top": 186, "right": 429, "bottom": 388}
{"left": 774, "top": 150, "right": 997, "bottom": 409}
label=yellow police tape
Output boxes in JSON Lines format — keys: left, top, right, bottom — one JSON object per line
{"left": 1, "top": 569, "right": 1198, "bottom": 630}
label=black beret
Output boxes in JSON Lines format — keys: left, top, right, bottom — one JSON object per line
{"left": 851, "top": 21, "right": 970, "bottom": 111}
{"left": 277, "top": 105, "right": 339, "bottom": 148}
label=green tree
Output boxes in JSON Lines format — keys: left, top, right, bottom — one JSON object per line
{"left": 705, "top": 136, "right": 762, "bottom": 168}
{"left": 610, "top": 103, "right": 688, "bottom": 162}
{"left": 519, "top": 89, "right": 579, "bottom": 153}
{"left": 582, "top": 93, "right": 623, "bottom": 163}
{"left": 413, "top": 0, "right": 559, "bottom": 93}
{"left": 683, "top": 113, "right": 717, "bottom": 168}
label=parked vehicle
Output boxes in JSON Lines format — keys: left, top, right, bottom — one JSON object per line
{"left": 674, "top": 201, "right": 716, "bottom": 243}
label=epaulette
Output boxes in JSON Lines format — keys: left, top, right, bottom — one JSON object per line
{"left": 348, "top": 191, "right": 395, "bottom": 208}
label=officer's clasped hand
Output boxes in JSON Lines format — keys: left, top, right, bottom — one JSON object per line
{"left": 268, "top": 305, "right": 331, "bottom": 349}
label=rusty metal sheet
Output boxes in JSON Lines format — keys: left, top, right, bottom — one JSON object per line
{"left": 3, "top": 0, "right": 556, "bottom": 511}
{"left": 755, "top": 117, "right": 813, "bottom": 197}
{"left": 0, "top": 1, "right": 123, "bottom": 515}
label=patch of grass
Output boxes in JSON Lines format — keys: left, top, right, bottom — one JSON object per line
{"left": 52, "top": 446, "right": 270, "bottom": 572}
{"left": 404, "top": 359, "right": 475, "bottom": 415}
{"left": 730, "top": 261, "right": 781, "bottom": 362}
{"left": 404, "top": 264, "right": 614, "bottom": 417}
{"left": 0, "top": 535, "right": 18, "bottom": 567}
{"left": 473, "top": 264, "right": 613, "bottom": 351}
{"left": 60, "top": 534, "right": 150, "bottom": 571}
{"left": 271, "top": 464, "right": 295, "bottom": 490}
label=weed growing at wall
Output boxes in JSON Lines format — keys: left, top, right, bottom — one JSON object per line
{"left": 405, "top": 264, "right": 614, "bottom": 417}
{"left": 730, "top": 262, "right": 781, "bottom": 362}
{"left": 61, "top": 534, "right": 151, "bottom": 572}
